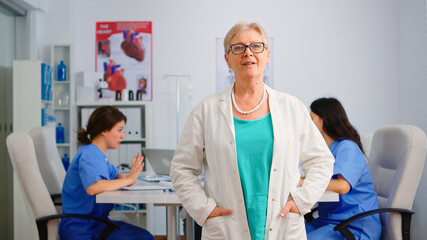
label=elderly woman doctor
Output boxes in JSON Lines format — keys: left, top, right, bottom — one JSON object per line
{"left": 170, "top": 22, "right": 334, "bottom": 240}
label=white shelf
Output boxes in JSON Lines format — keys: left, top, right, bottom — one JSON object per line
{"left": 122, "top": 138, "right": 146, "bottom": 142}
{"left": 57, "top": 143, "right": 70, "bottom": 147}
{"left": 54, "top": 107, "right": 70, "bottom": 111}
{"left": 54, "top": 80, "right": 70, "bottom": 84}
{"left": 76, "top": 100, "right": 149, "bottom": 107}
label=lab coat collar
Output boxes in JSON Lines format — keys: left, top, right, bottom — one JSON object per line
{"left": 218, "top": 85, "right": 234, "bottom": 136}
{"left": 266, "top": 85, "right": 285, "bottom": 165}
{"left": 217, "top": 83, "right": 284, "bottom": 139}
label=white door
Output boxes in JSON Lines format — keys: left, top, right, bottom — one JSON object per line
{"left": 0, "top": 5, "right": 19, "bottom": 240}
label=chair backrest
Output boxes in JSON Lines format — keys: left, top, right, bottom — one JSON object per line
{"left": 360, "top": 132, "right": 373, "bottom": 159}
{"left": 6, "top": 132, "right": 59, "bottom": 240}
{"left": 29, "top": 127, "right": 65, "bottom": 195}
{"left": 368, "top": 125, "right": 426, "bottom": 240}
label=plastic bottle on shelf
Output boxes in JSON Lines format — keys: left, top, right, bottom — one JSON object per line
{"left": 46, "top": 115, "right": 56, "bottom": 129}
{"left": 136, "top": 90, "right": 142, "bottom": 100}
{"left": 55, "top": 95, "right": 62, "bottom": 107}
{"left": 56, "top": 123, "right": 65, "bottom": 143}
{"left": 115, "top": 90, "right": 121, "bottom": 101}
{"left": 129, "top": 90, "right": 134, "bottom": 101}
{"left": 60, "top": 90, "right": 70, "bottom": 107}
{"left": 57, "top": 60, "right": 66, "bottom": 81}
{"left": 61, "top": 153, "right": 70, "bottom": 171}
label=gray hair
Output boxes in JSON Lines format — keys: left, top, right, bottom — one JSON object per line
{"left": 223, "top": 22, "right": 269, "bottom": 54}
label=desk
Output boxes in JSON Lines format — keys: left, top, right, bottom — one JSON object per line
{"left": 97, "top": 190, "right": 182, "bottom": 240}
{"left": 97, "top": 190, "right": 338, "bottom": 240}
{"left": 319, "top": 190, "right": 339, "bottom": 202}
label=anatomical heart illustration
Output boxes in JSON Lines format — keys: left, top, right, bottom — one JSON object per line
{"left": 96, "top": 21, "right": 152, "bottom": 100}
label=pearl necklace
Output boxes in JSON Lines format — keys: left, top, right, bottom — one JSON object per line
{"left": 231, "top": 84, "right": 266, "bottom": 115}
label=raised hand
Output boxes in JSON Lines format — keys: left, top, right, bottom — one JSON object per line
{"left": 127, "top": 153, "right": 144, "bottom": 183}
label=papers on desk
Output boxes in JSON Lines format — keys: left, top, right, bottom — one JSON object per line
{"left": 123, "top": 179, "right": 173, "bottom": 191}
{"left": 320, "top": 191, "right": 339, "bottom": 202}
{"left": 139, "top": 175, "right": 172, "bottom": 182}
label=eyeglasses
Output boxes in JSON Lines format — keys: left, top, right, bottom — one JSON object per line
{"left": 228, "top": 42, "right": 266, "bottom": 55}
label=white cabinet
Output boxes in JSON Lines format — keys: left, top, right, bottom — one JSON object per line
{"left": 13, "top": 60, "right": 53, "bottom": 131}
{"left": 12, "top": 60, "right": 53, "bottom": 240}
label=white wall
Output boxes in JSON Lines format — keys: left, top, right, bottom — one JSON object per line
{"left": 396, "top": 0, "right": 427, "bottom": 239}
{"left": 67, "top": 0, "right": 402, "bottom": 135}
{"left": 37, "top": 0, "right": 71, "bottom": 60}
{"left": 33, "top": 0, "right": 427, "bottom": 237}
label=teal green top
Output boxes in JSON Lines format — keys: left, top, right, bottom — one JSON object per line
{"left": 234, "top": 113, "right": 274, "bottom": 240}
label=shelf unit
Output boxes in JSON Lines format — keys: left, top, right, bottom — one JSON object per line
{"left": 51, "top": 45, "right": 77, "bottom": 159}
{"left": 54, "top": 45, "right": 157, "bottom": 230}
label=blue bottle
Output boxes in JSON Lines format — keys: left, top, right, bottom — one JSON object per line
{"left": 57, "top": 60, "right": 66, "bottom": 81}
{"left": 62, "top": 153, "right": 70, "bottom": 171}
{"left": 56, "top": 123, "right": 65, "bottom": 143}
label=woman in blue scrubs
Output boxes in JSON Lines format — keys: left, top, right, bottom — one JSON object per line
{"left": 59, "top": 106, "right": 153, "bottom": 240}
{"left": 304, "top": 97, "right": 381, "bottom": 240}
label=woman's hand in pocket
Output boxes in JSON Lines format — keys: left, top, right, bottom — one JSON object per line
{"left": 280, "top": 199, "right": 300, "bottom": 217}
{"left": 207, "top": 206, "right": 232, "bottom": 219}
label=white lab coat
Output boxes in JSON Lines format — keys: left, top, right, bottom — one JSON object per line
{"left": 171, "top": 85, "right": 334, "bottom": 240}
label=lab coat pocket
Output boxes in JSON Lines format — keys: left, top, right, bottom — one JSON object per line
{"left": 286, "top": 140, "right": 301, "bottom": 179}
{"left": 284, "top": 212, "right": 306, "bottom": 240}
{"left": 202, "top": 216, "right": 227, "bottom": 240}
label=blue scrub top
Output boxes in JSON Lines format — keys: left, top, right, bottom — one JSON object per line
{"left": 59, "top": 144, "right": 119, "bottom": 237}
{"left": 234, "top": 113, "right": 274, "bottom": 240}
{"left": 318, "top": 139, "right": 381, "bottom": 239}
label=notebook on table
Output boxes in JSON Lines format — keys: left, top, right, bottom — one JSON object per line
{"left": 122, "top": 179, "right": 173, "bottom": 190}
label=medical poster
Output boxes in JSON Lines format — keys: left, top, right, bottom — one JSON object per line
{"left": 96, "top": 21, "right": 152, "bottom": 100}
{"left": 216, "top": 37, "right": 273, "bottom": 93}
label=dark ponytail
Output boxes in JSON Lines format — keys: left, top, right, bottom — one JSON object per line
{"left": 77, "top": 128, "right": 91, "bottom": 145}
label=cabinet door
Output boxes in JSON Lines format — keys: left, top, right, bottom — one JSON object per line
{"left": 117, "top": 107, "right": 128, "bottom": 140}
{"left": 126, "top": 143, "right": 142, "bottom": 163}
{"left": 125, "top": 108, "right": 142, "bottom": 140}
{"left": 118, "top": 144, "right": 127, "bottom": 167}
{"left": 118, "top": 143, "right": 142, "bottom": 166}
{"left": 80, "top": 107, "right": 96, "bottom": 129}
{"left": 107, "top": 148, "right": 120, "bottom": 168}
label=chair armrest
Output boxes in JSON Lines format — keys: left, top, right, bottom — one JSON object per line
{"left": 304, "top": 206, "right": 318, "bottom": 222}
{"left": 50, "top": 193, "right": 62, "bottom": 206}
{"left": 333, "top": 208, "right": 414, "bottom": 240}
{"left": 36, "top": 213, "right": 120, "bottom": 240}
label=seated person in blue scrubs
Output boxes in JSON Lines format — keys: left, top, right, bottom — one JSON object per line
{"left": 59, "top": 106, "right": 154, "bottom": 240}
{"left": 302, "top": 97, "right": 381, "bottom": 240}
